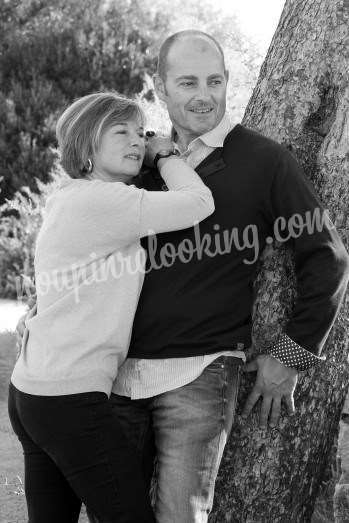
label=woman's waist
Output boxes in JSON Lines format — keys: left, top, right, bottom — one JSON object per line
{"left": 12, "top": 333, "right": 126, "bottom": 395}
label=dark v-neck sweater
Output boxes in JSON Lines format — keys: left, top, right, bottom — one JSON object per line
{"left": 128, "top": 124, "right": 349, "bottom": 360}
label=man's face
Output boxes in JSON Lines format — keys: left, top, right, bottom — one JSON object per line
{"left": 156, "top": 38, "right": 228, "bottom": 139}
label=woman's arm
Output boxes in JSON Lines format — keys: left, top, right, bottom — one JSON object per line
{"left": 66, "top": 158, "right": 214, "bottom": 248}
{"left": 138, "top": 156, "right": 214, "bottom": 237}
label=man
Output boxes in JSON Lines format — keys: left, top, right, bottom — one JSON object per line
{"left": 109, "top": 30, "right": 349, "bottom": 522}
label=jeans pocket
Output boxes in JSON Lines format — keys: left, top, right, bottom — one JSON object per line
{"left": 228, "top": 363, "right": 241, "bottom": 418}
{"left": 205, "top": 356, "right": 226, "bottom": 371}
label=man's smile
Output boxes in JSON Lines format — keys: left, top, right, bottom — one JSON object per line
{"left": 188, "top": 107, "right": 214, "bottom": 114}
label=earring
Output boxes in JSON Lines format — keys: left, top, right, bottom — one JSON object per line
{"left": 86, "top": 158, "right": 93, "bottom": 174}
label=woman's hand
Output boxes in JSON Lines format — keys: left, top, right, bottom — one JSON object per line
{"left": 144, "top": 133, "right": 176, "bottom": 167}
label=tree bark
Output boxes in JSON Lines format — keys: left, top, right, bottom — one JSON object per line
{"left": 211, "top": 1, "right": 349, "bottom": 521}
{"left": 334, "top": 417, "right": 349, "bottom": 522}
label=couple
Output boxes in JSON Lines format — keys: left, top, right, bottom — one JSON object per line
{"left": 9, "top": 30, "right": 349, "bottom": 523}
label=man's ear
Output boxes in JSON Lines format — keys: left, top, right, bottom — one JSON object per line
{"left": 153, "top": 74, "right": 167, "bottom": 102}
{"left": 225, "top": 69, "right": 229, "bottom": 84}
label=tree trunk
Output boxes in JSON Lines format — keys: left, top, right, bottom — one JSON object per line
{"left": 334, "top": 417, "right": 349, "bottom": 522}
{"left": 211, "top": 1, "right": 349, "bottom": 521}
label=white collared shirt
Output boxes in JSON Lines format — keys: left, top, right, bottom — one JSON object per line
{"left": 112, "top": 113, "right": 245, "bottom": 399}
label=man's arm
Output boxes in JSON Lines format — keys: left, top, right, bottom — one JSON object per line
{"left": 242, "top": 146, "right": 349, "bottom": 428}
{"left": 267, "top": 148, "right": 349, "bottom": 363}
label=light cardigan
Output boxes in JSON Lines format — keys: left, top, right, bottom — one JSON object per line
{"left": 11, "top": 158, "right": 214, "bottom": 397}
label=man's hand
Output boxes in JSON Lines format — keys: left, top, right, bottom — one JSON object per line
{"left": 15, "top": 300, "right": 37, "bottom": 357}
{"left": 241, "top": 354, "right": 298, "bottom": 429}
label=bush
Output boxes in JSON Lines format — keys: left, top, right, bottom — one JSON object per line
{"left": 0, "top": 164, "right": 68, "bottom": 301}
{"left": 0, "top": 0, "right": 168, "bottom": 204}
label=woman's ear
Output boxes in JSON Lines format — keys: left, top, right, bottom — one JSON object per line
{"left": 153, "top": 74, "right": 167, "bottom": 102}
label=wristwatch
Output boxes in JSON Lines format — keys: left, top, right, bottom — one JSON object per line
{"left": 153, "top": 150, "right": 178, "bottom": 168}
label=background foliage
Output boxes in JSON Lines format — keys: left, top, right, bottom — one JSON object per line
{"left": 0, "top": 0, "right": 166, "bottom": 202}
{"left": 0, "top": 0, "right": 261, "bottom": 299}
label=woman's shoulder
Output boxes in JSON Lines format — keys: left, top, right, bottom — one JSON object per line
{"left": 46, "top": 178, "right": 141, "bottom": 218}
{"left": 52, "top": 178, "right": 126, "bottom": 200}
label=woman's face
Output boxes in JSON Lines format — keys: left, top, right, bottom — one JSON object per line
{"left": 93, "top": 117, "right": 145, "bottom": 182}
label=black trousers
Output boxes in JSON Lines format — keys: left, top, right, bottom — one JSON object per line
{"left": 8, "top": 382, "right": 155, "bottom": 523}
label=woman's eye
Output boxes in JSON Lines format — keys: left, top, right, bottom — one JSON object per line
{"left": 115, "top": 130, "right": 127, "bottom": 134}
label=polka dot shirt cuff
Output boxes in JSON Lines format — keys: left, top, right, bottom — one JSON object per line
{"left": 267, "top": 333, "right": 326, "bottom": 372}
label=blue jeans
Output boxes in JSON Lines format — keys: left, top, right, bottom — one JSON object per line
{"left": 110, "top": 356, "right": 241, "bottom": 523}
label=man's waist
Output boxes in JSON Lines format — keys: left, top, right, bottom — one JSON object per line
{"left": 113, "top": 350, "right": 245, "bottom": 399}
{"left": 128, "top": 325, "right": 252, "bottom": 359}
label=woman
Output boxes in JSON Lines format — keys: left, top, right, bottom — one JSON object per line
{"left": 8, "top": 92, "right": 214, "bottom": 522}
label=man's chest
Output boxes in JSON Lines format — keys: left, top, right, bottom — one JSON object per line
{"left": 141, "top": 163, "right": 271, "bottom": 259}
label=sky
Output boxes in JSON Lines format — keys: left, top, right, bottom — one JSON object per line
{"left": 213, "top": 0, "right": 286, "bottom": 53}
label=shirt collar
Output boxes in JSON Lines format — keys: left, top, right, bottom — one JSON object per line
{"left": 172, "top": 112, "right": 232, "bottom": 153}
{"left": 196, "top": 112, "right": 232, "bottom": 148}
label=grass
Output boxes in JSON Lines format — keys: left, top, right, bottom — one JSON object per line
{"left": 0, "top": 331, "right": 26, "bottom": 523}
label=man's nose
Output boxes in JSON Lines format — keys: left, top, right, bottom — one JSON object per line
{"left": 194, "top": 84, "right": 211, "bottom": 100}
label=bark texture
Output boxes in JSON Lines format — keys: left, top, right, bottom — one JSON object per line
{"left": 334, "top": 418, "right": 349, "bottom": 522}
{"left": 211, "top": 1, "right": 349, "bottom": 521}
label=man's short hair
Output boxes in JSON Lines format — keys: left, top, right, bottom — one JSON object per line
{"left": 56, "top": 92, "right": 145, "bottom": 179}
{"left": 157, "top": 30, "right": 226, "bottom": 81}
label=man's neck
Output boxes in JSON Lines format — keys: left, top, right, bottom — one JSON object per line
{"left": 173, "top": 114, "right": 227, "bottom": 152}
{"left": 173, "top": 130, "right": 200, "bottom": 153}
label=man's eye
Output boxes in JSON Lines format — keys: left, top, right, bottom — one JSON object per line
{"left": 180, "top": 82, "right": 194, "bottom": 87}
{"left": 115, "top": 130, "right": 127, "bottom": 134}
{"left": 210, "top": 80, "right": 222, "bottom": 85}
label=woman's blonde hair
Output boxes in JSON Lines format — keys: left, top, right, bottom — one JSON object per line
{"left": 56, "top": 92, "right": 145, "bottom": 178}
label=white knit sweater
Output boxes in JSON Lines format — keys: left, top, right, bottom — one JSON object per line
{"left": 11, "top": 158, "right": 214, "bottom": 396}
